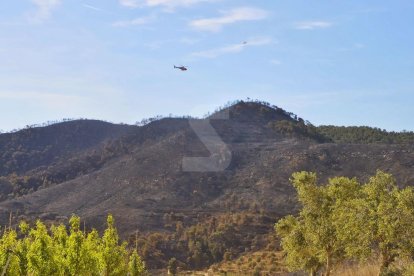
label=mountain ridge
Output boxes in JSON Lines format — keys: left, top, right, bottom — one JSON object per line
{"left": 0, "top": 100, "right": 414, "bottom": 270}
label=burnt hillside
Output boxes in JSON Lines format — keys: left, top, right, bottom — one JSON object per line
{"left": 0, "top": 100, "right": 413, "bottom": 270}
{"left": 0, "top": 120, "right": 137, "bottom": 175}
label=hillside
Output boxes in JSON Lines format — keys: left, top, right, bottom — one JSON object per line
{"left": 0, "top": 120, "right": 137, "bottom": 199}
{"left": 0, "top": 100, "right": 413, "bottom": 271}
{"left": 0, "top": 120, "right": 137, "bottom": 175}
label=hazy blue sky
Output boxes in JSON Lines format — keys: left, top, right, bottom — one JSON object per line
{"left": 0, "top": 0, "right": 413, "bottom": 131}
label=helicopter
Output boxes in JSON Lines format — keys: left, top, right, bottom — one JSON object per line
{"left": 174, "top": 65, "right": 188, "bottom": 71}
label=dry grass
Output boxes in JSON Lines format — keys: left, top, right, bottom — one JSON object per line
{"left": 333, "top": 262, "right": 379, "bottom": 276}
{"left": 209, "top": 254, "right": 382, "bottom": 276}
{"left": 208, "top": 250, "right": 288, "bottom": 275}
{"left": 207, "top": 251, "right": 384, "bottom": 276}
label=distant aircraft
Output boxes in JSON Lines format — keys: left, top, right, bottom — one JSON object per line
{"left": 242, "top": 41, "right": 247, "bottom": 45}
{"left": 174, "top": 65, "right": 188, "bottom": 71}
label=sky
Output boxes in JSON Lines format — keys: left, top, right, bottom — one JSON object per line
{"left": 0, "top": 0, "right": 413, "bottom": 132}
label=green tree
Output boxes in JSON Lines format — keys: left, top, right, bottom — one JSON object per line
{"left": 275, "top": 172, "right": 362, "bottom": 276}
{"left": 83, "top": 229, "right": 101, "bottom": 275}
{"left": 0, "top": 214, "right": 146, "bottom": 276}
{"left": 99, "top": 214, "right": 128, "bottom": 276}
{"left": 277, "top": 171, "right": 414, "bottom": 275}
{"left": 362, "top": 171, "right": 414, "bottom": 273}
{"left": 275, "top": 215, "right": 321, "bottom": 275}
{"left": 334, "top": 171, "right": 414, "bottom": 274}
{"left": 66, "top": 215, "right": 92, "bottom": 275}
{"left": 14, "top": 222, "right": 31, "bottom": 275}
{"left": 51, "top": 223, "right": 69, "bottom": 275}
{"left": 128, "top": 249, "right": 147, "bottom": 276}
{"left": 27, "top": 220, "right": 59, "bottom": 275}
{"left": 0, "top": 229, "right": 20, "bottom": 275}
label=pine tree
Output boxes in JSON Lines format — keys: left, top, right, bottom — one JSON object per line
{"left": 0, "top": 228, "right": 20, "bottom": 276}
{"left": 51, "top": 223, "right": 69, "bottom": 275}
{"left": 14, "top": 221, "right": 30, "bottom": 275}
{"left": 66, "top": 215, "right": 89, "bottom": 275}
{"left": 83, "top": 229, "right": 101, "bottom": 275}
{"left": 99, "top": 214, "right": 128, "bottom": 276}
{"left": 27, "top": 220, "right": 59, "bottom": 275}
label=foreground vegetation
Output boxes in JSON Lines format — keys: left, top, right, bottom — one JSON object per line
{"left": 0, "top": 215, "right": 147, "bottom": 275}
{"left": 276, "top": 171, "right": 414, "bottom": 276}
{"left": 2, "top": 169, "right": 414, "bottom": 275}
